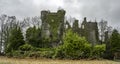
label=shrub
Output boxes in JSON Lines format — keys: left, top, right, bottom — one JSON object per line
{"left": 19, "top": 44, "right": 34, "bottom": 51}
{"left": 26, "top": 48, "right": 55, "bottom": 58}
{"left": 40, "top": 50, "right": 54, "bottom": 58}
{"left": 6, "top": 52, "right": 13, "bottom": 57}
{"left": 6, "top": 50, "right": 23, "bottom": 58}
{"left": 92, "top": 44, "right": 106, "bottom": 58}
{"left": 41, "top": 38, "right": 51, "bottom": 48}
{"left": 53, "top": 46, "right": 65, "bottom": 59}
{"left": 53, "top": 29, "right": 89, "bottom": 59}
{"left": 83, "top": 43, "right": 92, "bottom": 58}
{"left": 12, "top": 50, "right": 23, "bottom": 58}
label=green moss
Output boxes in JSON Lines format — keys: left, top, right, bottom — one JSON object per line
{"left": 43, "top": 12, "right": 65, "bottom": 41}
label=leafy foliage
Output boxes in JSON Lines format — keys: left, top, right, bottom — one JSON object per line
{"left": 6, "top": 27, "right": 25, "bottom": 53}
{"left": 0, "top": 14, "right": 113, "bottom": 60}
{"left": 26, "top": 26, "right": 42, "bottom": 47}
{"left": 53, "top": 29, "right": 106, "bottom": 59}
{"left": 54, "top": 29, "right": 90, "bottom": 59}
{"left": 92, "top": 44, "right": 106, "bottom": 58}
{"left": 41, "top": 38, "right": 51, "bottom": 48}
{"left": 109, "top": 29, "right": 120, "bottom": 52}
{"left": 105, "top": 29, "right": 120, "bottom": 59}
{"left": 19, "top": 44, "right": 34, "bottom": 51}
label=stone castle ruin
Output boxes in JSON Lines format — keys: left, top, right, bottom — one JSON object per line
{"left": 41, "top": 9, "right": 99, "bottom": 46}
{"left": 41, "top": 9, "right": 65, "bottom": 46}
{"left": 81, "top": 17, "right": 99, "bottom": 45}
{"left": 70, "top": 17, "right": 99, "bottom": 45}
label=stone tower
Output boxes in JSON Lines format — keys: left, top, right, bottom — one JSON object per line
{"left": 41, "top": 9, "right": 66, "bottom": 46}
{"left": 72, "top": 19, "right": 80, "bottom": 35}
{"left": 81, "top": 17, "right": 99, "bottom": 45}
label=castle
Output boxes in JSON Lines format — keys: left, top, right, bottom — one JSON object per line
{"left": 41, "top": 9, "right": 99, "bottom": 46}
{"left": 41, "top": 9, "right": 65, "bottom": 46}
{"left": 81, "top": 17, "right": 99, "bottom": 45}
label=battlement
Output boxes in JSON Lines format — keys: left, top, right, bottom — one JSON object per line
{"left": 41, "top": 9, "right": 66, "bottom": 46}
{"left": 41, "top": 9, "right": 99, "bottom": 46}
{"left": 41, "top": 9, "right": 65, "bottom": 20}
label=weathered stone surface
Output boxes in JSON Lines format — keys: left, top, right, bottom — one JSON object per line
{"left": 41, "top": 9, "right": 65, "bottom": 46}
{"left": 72, "top": 19, "right": 80, "bottom": 35}
{"left": 81, "top": 17, "right": 99, "bottom": 45}
{"left": 41, "top": 9, "right": 99, "bottom": 46}
{"left": 65, "top": 21, "right": 71, "bottom": 30}
{"left": 64, "top": 17, "right": 99, "bottom": 45}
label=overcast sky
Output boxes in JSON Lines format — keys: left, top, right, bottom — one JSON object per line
{"left": 0, "top": 0, "right": 120, "bottom": 29}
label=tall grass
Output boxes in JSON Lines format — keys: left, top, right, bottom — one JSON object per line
{"left": 0, "top": 56, "right": 119, "bottom": 64}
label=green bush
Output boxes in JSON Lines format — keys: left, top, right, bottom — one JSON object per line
{"left": 53, "top": 29, "right": 106, "bottom": 59}
{"left": 41, "top": 38, "right": 51, "bottom": 48}
{"left": 40, "top": 50, "right": 54, "bottom": 58}
{"left": 83, "top": 43, "right": 92, "bottom": 58}
{"left": 6, "top": 52, "right": 13, "bottom": 57}
{"left": 12, "top": 50, "right": 22, "bottom": 58}
{"left": 92, "top": 44, "right": 106, "bottom": 58}
{"left": 53, "top": 46, "right": 65, "bottom": 59}
{"left": 26, "top": 48, "right": 55, "bottom": 58}
{"left": 19, "top": 44, "right": 34, "bottom": 51}
{"left": 6, "top": 50, "right": 24, "bottom": 58}
{"left": 53, "top": 29, "right": 89, "bottom": 59}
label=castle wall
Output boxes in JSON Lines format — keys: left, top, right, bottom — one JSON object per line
{"left": 41, "top": 9, "right": 65, "bottom": 46}
{"left": 41, "top": 10, "right": 99, "bottom": 46}
{"left": 81, "top": 17, "right": 99, "bottom": 45}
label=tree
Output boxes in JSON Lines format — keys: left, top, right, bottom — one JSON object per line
{"left": 6, "top": 27, "right": 25, "bottom": 53}
{"left": 110, "top": 29, "right": 120, "bottom": 53}
{"left": 99, "top": 20, "right": 108, "bottom": 43}
{"left": 0, "top": 15, "right": 19, "bottom": 54}
{"left": 0, "top": 14, "right": 7, "bottom": 54}
{"left": 26, "top": 26, "right": 42, "bottom": 47}
{"left": 54, "top": 29, "right": 90, "bottom": 59}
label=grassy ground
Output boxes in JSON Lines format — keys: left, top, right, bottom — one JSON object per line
{"left": 0, "top": 56, "right": 120, "bottom": 64}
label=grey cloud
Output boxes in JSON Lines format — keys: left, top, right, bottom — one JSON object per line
{"left": 0, "top": 0, "right": 120, "bottom": 28}
{"left": 0, "top": 0, "right": 38, "bottom": 19}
